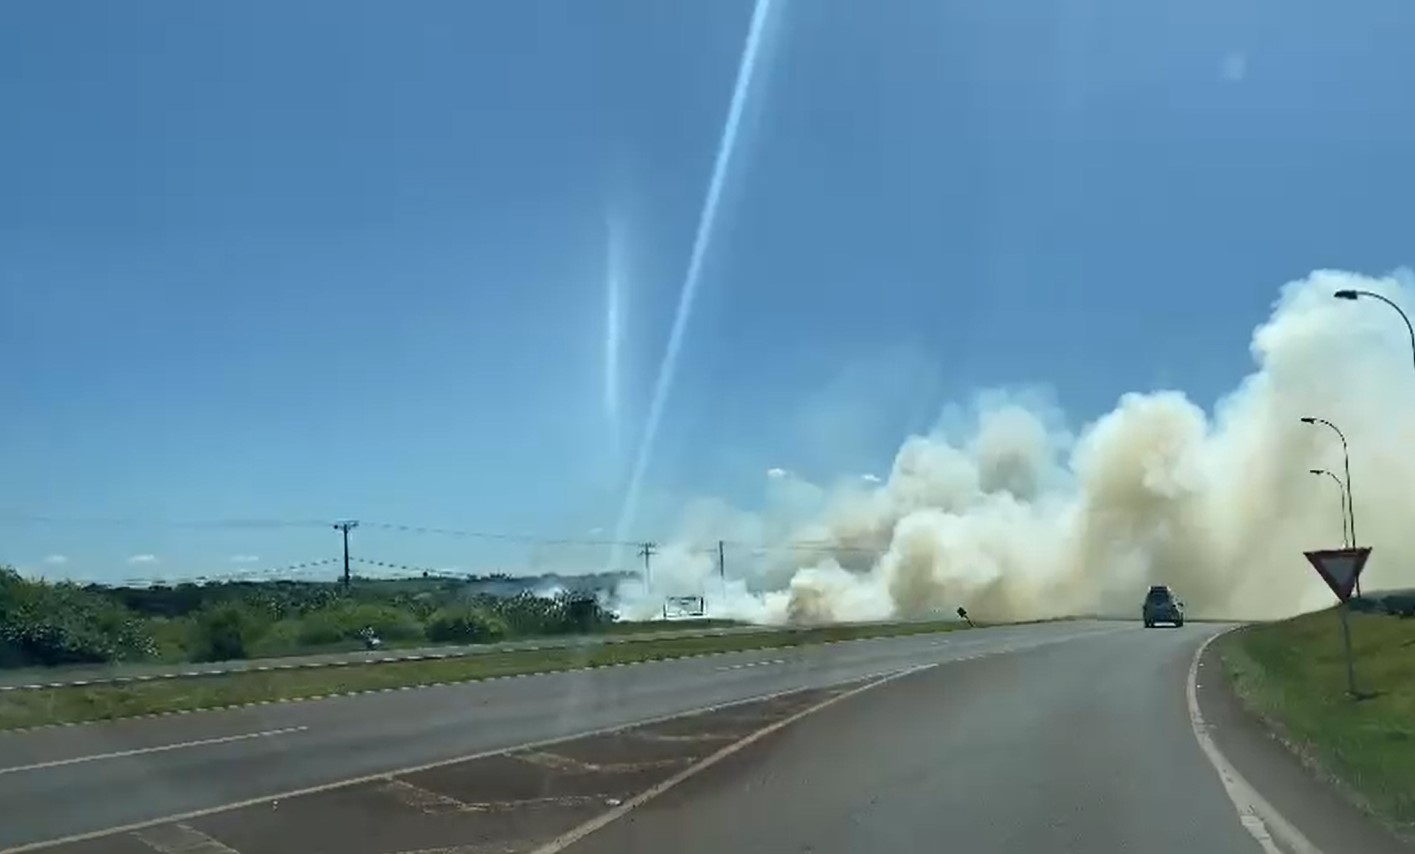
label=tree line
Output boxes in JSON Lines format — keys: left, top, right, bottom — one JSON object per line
{"left": 0, "top": 566, "right": 616, "bottom": 668}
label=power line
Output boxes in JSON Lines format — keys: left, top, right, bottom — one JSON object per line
{"left": 0, "top": 513, "right": 331, "bottom": 530}
{"left": 351, "top": 557, "right": 461, "bottom": 578}
{"left": 0, "top": 511, "right": 887, "bottom": 553}
{"left": 361, "top": 520, "right": 640, "bottom": 548}
{"left": 93, "top": 557, "right": 341, "bottom": 588}
{"left": 698, "top": 540, "right": 886, "bottom": 556}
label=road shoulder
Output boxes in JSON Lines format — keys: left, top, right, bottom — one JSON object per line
{"left": 1196, "top": 635, "right": 1413, "bottom": 853}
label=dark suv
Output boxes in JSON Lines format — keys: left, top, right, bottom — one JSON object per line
{"left": 1142, "top": 585, "right": 1184, "bottom": 628}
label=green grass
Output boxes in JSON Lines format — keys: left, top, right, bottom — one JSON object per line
{"left": 0, "top": 619, "right": 964, "bottom": 731}
{"left": 1217, "top": 609, "right": 1415, "bottom": 834}
{"left": 0, "top": 618, "right": 752, "bottom": 683}
{"left": 600, "top": 618, "right": 742, "bottom": 635}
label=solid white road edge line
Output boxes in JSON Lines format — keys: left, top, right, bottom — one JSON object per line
{"left": 1187, "top": 630, "right": 1323, "bottom": 854}
{"left": 0, "top": 726, "right": 311, "bottom": 776}
{"left": 526, "top": 662, "right": 939, "bottom": 854}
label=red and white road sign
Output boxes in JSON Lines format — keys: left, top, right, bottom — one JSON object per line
{"left": 1303, "top": 547, "right": 1372, "bottom": 602}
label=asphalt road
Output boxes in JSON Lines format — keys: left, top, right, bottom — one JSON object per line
{"left": 4, "top": 619, "right": 1405, "bottom": 854}
{"left": 565, "top": 624, "right": 1412, "bottom": 854}
{"left": 0, "top": 620, "right": 1112, "bottom": 850}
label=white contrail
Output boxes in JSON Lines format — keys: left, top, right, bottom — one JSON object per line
{"left": 610, "top": 0, "right": 778, "bottom": 556}
{"left": 605, "top": 210, "right": 625, "bottom": 453}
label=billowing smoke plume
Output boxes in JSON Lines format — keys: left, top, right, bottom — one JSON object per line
{"left": 615, "top": 269, "right": 1415, "bottom": 624}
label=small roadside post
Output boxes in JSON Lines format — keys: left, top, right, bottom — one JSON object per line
{"left": 1302, "top": 546, "right": 1372, "bottom": 697}
{"left": 956, "top": 606, "right": 974, "bottom": 628}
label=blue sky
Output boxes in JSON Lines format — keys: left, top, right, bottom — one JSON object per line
{"left": 3, "top": 0, "right": 1414, "bottom": 582}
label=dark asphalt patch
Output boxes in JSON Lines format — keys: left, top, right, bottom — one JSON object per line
{"left": 29, "top": 682, "right": 861, "bottom": 854}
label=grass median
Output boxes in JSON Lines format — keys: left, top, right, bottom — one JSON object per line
{"left": 1217, "top": 608, "right": 1415, "bottom": 835}
{"left": 0, "top": 619, "right": 965, "bottom": 731}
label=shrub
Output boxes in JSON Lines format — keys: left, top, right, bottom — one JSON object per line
{"left": 425, "top": 605, "right": 508, "bottom": 644}
{"left": 189, "top": 604, "right": 267, "bottom": 662}
{"left": 296, "top": 602, "right": 423, "bottom": 646}
{"left": 0, "top": 567, "right": 155, "bottom": 665}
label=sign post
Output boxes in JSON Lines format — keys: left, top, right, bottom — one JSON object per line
{"left": 1303, "top": 547, "right": 1372, "bottom": 697}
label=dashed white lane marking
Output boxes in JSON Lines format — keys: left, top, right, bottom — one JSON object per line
{"left": 1186, "top": 631, "right": 1323, "bottom": 854}
{"left": 377, "top": 778, "right": 470, "bottom": 815}
{"left": 131, "top": 823, "right": 241, "bottom": 854}
{"left": 392, "top": 843, "right": 522, "bottom": 854}
{"left": 526, "top": 663, "right": 937, "bottom": 854}
{"left": 0, "top": 726, "right": 309, "bottom": 776}
{"left": 714, "top": 658, "right": 787, "bottom": 672}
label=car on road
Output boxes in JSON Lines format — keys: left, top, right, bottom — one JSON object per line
{"left": 1142, "top": 585, "right": 1184, "bottom": 628}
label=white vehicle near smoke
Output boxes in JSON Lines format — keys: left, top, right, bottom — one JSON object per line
{"left": 663, "top": 595, "right": 707, "bottom": 619}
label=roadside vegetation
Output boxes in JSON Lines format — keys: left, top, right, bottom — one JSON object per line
{"left": 0, "top": 565, "right": 649, "bottom": 669}
{"left": 0, "top": 618, "right": 966, "bottom": 730}
{"left": 1217, "top": 600, "right": 1415, "bottom": 835}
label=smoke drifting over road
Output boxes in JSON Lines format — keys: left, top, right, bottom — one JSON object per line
{"left": 614, "top": 269, "right": 1415, "bottom": 624}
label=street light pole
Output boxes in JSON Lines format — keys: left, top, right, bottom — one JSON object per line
{"left": 1300, "top": 417, "right": 1359, "bottom": 595}
{"left": 1308, "top": 468, "right": 1350, "bottom": 548}
{"left": 1334, "top": 289, "right": 1415, "bottom": 372}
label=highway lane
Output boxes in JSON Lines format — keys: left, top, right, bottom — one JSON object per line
{"left": 0, "top": 620, "right": 1119, "bottom": 850}
{"left": 560, "top": 623, "right": 1411, "bottom": 854}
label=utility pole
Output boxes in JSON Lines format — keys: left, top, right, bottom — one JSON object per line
{"left": 638, "top": 541, "right": 656, "bottom": 590}
{"left": 716, "top": 539, "right": 727, "bottom": 611}
{"left": 333, "top": 520, "right": 359, "bottom": 588}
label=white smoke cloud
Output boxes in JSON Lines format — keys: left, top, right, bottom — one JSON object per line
{"left": 613, "top": 269, "right": 1415, "bottom": 624}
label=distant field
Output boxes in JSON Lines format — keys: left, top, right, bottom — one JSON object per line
{"left": 1217, "top": 608, "right": 1415, "bottom": 835}
{"left": 0, "top": 619, "right": 966, "bottom": 731}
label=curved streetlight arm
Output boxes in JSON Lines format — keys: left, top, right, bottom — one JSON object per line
{"left": 1309, "top": 468, "right": 1351, "bottom": 548}
{"left": 1301, "top": 417, "right": 1355, "bottom": 546}
{"left": 1335, "top": 288, "right": 1415, "bottom": 372}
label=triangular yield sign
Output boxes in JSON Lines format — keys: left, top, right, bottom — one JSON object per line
{"left": 1303, "top": 547, "right": 1372, "bottom": 602}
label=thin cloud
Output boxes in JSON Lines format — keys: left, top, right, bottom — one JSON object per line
{"left": 860, "top": 473, "right": 882, "bottom": 484}
{"left": 126, "top": 553, "right": 159, "bottom": 565}
{"left": 1222, "top": 51, "right": 1247, "bottom": 82}
{"left": 229, "top": 554, "right": 260, "bottom": 564}
{"left": 766, "top": 467, "right": 788, "bottom": 480}
{"left": 42, "top": 554, "right": 68, "bottom": 565}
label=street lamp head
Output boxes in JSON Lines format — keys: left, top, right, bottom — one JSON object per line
{"left": 1300, "top": 417, "right": 1316, "bottom": 424}
{"left": 1309, "top": 469, "right": 1324, "bottom": 476}
{"left": 1333, "top": 290, "right": 1359, "bottom": 300}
